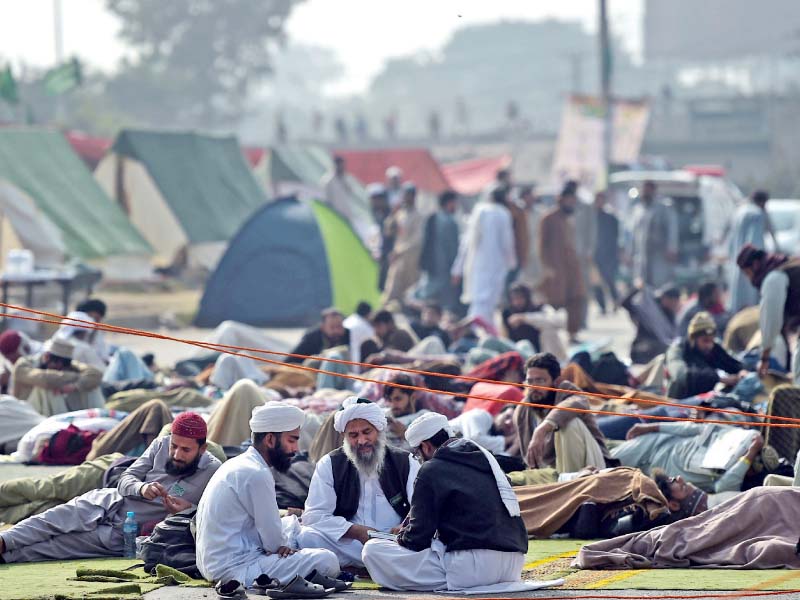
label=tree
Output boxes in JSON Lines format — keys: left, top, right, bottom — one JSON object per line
{"left": 104, "top": 0, "right": 305, "bottom": 128}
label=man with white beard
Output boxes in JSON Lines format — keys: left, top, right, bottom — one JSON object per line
{"left": 297, "top": 397, "right": 420, "bottom": 571}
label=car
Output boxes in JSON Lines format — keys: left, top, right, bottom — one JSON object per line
{"left": 608, "top": 170, "right": 744, "bottom": 289}
{"left": 766, "top": 199, "right": 800, "bottom": 255}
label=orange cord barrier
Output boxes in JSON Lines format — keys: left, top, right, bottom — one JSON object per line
{"left": 3, "top": 302, "right": 799, "bottom": 429}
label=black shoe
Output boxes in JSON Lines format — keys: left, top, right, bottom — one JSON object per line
{"left": 215, "top": 580, "right": 246, "bottom": 598}
{"left": 306, "top": 569, "right": 353, "bottom": 592}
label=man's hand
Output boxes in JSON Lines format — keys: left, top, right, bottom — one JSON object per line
{"left": 387, "top": 418, "right": 407, "bottom": 437}
{"left": 720, "top": 373, "right": 742, "bottom": 387}
{"left": 141, "top": 482, "right": 167, "bottom": 500}
{"left": 758, "top": 356, "right": 771, "bottom": 378}
{"left": 746, "top": 434, "right": 764, "bottom": 463}
{"left": 508, "top": 314, "right": 526, "bottom": 328}
{"left": 527, "top": 422, "right": 554, "bottom": 467}
{"left": 626, "top": 423, "right": 658, "bottom": 440}
{"left": 286, "top": 507, "right": 303, "bottom": 517}
{"left": 275, "top": 546, "right": 296, "bottom": 558}
{"left": 345, "top": 524, "right": 377, "bottom": 545}
{"left": 162, "top": 494, "right": 193, "bottom": 514}
{"left": 59, "top": 383, "right": 78, "bottom": 394}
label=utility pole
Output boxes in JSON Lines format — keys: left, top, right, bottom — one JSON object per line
{"left": 599, "top": 0, "right": 613, "bottom": 185}
{"left": 53, "top": 0, "right": 65, "bottom": 122}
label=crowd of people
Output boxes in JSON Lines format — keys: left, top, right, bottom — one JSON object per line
{"left": 0, "top": 171, "right": 799, "bottom": 594}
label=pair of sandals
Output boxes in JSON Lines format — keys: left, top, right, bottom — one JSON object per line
{"left": 216, "top": 569, "right": 352, "bottom": 599}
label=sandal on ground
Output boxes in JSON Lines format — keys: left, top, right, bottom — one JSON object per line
{"left": 215, "top": 579, "right": 246, "bottom": 598}
{"left": 266, "top": 574, "right": 335, "bottom": 599}
{"left": 306, "top": 569, "right": 353, "bottom": 592}
{"left": 251, "top": 574, "right": 281, "bottom": 595}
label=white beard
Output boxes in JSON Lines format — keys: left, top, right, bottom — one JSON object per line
{"left": 343, "top": 431, "right": 387, "bottom": 479}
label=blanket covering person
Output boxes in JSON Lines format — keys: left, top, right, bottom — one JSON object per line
{"left": 362, "top": 413, "right": 530, "bottom": 592}
{"left": 515, "top": 467, "right": 669, "bottom": 538}
{"left": 195, "top": 402, "right": 339, "bottom": 587}
{"left": 574, "top": 487, "right": 800, "bottom": 569}
{"left": 0, "top": 413, "right": 220, "bottom": 562}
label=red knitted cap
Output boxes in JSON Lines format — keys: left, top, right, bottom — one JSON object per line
{"left": 171, "top": 412, "right": 207, "bottom": 439}
{"left": 0, "top": 330, "right": 21, "bottom": 355}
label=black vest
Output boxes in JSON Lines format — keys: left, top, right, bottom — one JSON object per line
{"left": 329, "top": 445, "right": 411, "bottom": 521}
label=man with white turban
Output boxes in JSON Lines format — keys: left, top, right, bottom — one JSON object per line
{"left": 297, "top": 397, "right": 420, "bottom": 571}
{"left": 362, "top": 413, "right": 533, "bottom": 593}
{"left": 196, "top": 402, "right": 343, "bottom": 595}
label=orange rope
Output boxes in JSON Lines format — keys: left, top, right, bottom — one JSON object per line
{"left": 2, "top": 303, "right": 797, "bottom": 428}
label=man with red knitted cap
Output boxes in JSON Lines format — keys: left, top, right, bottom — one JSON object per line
{"left": 0, "top": 411, "right": 220, "bottom": 563}
{"left": 0, "top": 329, "right": 41, "bottom": 394}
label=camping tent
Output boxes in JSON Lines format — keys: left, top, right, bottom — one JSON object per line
{"left": 0, "top": 128, "right": 153, "bottom": 277}
{"left": 442, "top": 154, "right": 512, "bottom": 197}
{"left": 65, "top": 131, "right": 112, "bottom": 170}
{"left": 95, "top": 130, "right": 267, "bottom": 270}
{"left": 334, "top": 147, "right": 449, "bottom": 214}
{"left": 195, "top": 197, "right": 380, "bottom": 327}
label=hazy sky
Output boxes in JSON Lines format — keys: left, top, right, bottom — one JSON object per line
{"left": 0, "top": 0, "right": 643, "bottom": 95}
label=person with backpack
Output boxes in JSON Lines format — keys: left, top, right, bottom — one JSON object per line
{"left": 0, "top": 412, "right": 220, "bottom": 563}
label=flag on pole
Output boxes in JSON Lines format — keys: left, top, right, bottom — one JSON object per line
{"left": 42, "top": 57, "right": 82, "bottom": 96}
{"left": 0, "top": 65, "right": 19, "bottom": 105}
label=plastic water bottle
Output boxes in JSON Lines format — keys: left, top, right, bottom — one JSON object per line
{"left": 122, "top": 511, "right": 138, "bottom": 558}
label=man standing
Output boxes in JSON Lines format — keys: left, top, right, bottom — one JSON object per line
{"left": 728, "top": 190, "right": 777, "bottom": 313}
{"left": 418, "top": 190, "right": 461, "bottom": 314}
{"left": 666, "top": 312, "right": 746, "bottom": 399}
{"left": 382, "top": 183, "right": 424, "bottom": 306}
{"left": 362, "top": 413, "right": 529, "bottom": 592}
{"left": 629, "top": 180, "right": 679, "bottom": 289}
{"left": 517, "top": 185, "right": 543, "bottom": 288}
{"left": 538, "top": 181, "right": 587, "bottom": 343}
{"left": 297, "top": 397, "right": 419, "bottom": 570}
{"left": 592, "top": 191, "right": 620, "bottom": 314}
{"left": 196, "top": 402, "right": 341, "bottom": 591}
{"left": 0, "top": 413, "right": 219, "bottom": 562}
{"left": 736, "top": 244, "right": 800, "bottom": 383}
{"left": 285, "top": 308, "right": 350, "bottom": 364}
{"left": 12, "top": 339, "right": 103, "bottom": 417}
{"left": 322, "top": 155, "right": 359, "bottom": 229}
{"left": 451, "top": 185, "right": 516, "bottom": 328}
{"left": 513, "top": 353, "right": 613, "bottom": 472}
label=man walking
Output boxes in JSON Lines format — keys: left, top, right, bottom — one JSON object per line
{"left": 629, "top": 180, "right": 679, "bottom": 289}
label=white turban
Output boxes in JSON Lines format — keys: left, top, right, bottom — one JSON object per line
{"left": 249, "top": 401, "right": 305, "bottom": 433}
{"left": 333, "top": 396, "right": 387, "bottom": 433}
{"left": 405, "top": 412, "right": 452, "bottom": 448}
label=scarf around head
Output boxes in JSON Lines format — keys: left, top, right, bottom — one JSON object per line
{"left": 737, "top": 244, "right": 789, "bottom": 289}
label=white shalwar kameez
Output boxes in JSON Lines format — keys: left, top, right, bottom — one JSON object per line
{"left": 296, "top": 452, "right": 419, "bottom": 568}
{"left": 363, "top": 537, "right": 525, "bottom": 592}
{"left": 451, "top": 202, "right": 517, "bottom": 326}
{"left": 195, "top": 447, "right": 339, "bottom": 586}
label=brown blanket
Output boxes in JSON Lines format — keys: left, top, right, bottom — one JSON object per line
{"left": 574, "top": 487, "right": 800, "bottom": 569}
{"left": 516, "top": 467, "right": 668, "bottom": 538}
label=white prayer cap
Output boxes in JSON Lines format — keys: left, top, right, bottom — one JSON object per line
{"left": 385, "top": 166, "right": 402, "bottom": 179}
{"left": 55, "top": 311, "right": 95, "bottom": 340}
{"left": 405, "top": 412, "right": 452, "bottom": 448}
{"left": 333, "top": 396, "right": 387, "bottom": 433}
{"left": 366, "top": 182, "right": 386, "bottom": 197}
{"left": 249, "top": 401, "right": 305, "bottom": 433}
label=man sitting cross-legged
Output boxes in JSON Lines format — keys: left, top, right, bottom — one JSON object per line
{"left": 195, "top": 402, "right": 342, "bottom": 594}
{"left": 362, "top": 413, "right": 529, "bottom": 592}
{"left": 0, "top": 412, "right": 220, "bottom": 562}
{"left": 297, "top": 396, "right": 420, "bottom": 571}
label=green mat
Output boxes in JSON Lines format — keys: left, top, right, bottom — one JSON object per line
{"left": 523, "top": 539, "right": 800, "bottom": 591}
{"left": 0, "top": 558, "right": 209, "bottom": 600}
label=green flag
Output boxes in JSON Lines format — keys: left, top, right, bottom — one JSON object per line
{"left": 0, "top": 65, "right": 18, "bottom": 105}
{"left": 42, "top": 57, "right": 82, "bottom": 96}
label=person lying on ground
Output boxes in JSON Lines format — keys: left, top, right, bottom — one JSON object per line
{"left": 573, "top": 486, "right": 800, "bottom": 569}
{"left": 666, "top": 311, "right": 747, "bottom": 399}
{"left": 0, "top": 412, "right": 220, "bottom": 562}
{"left": 297, "top": 397, "right": 419, "bottom": 572}
{"left": 513, "top": 352, "right": 615, "bottom": 472}
{"left": 612, "top": 421, "right": 770, "bottom": 493}
{"left": 362, "top": 413, "right": 529, "bottom": 592}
